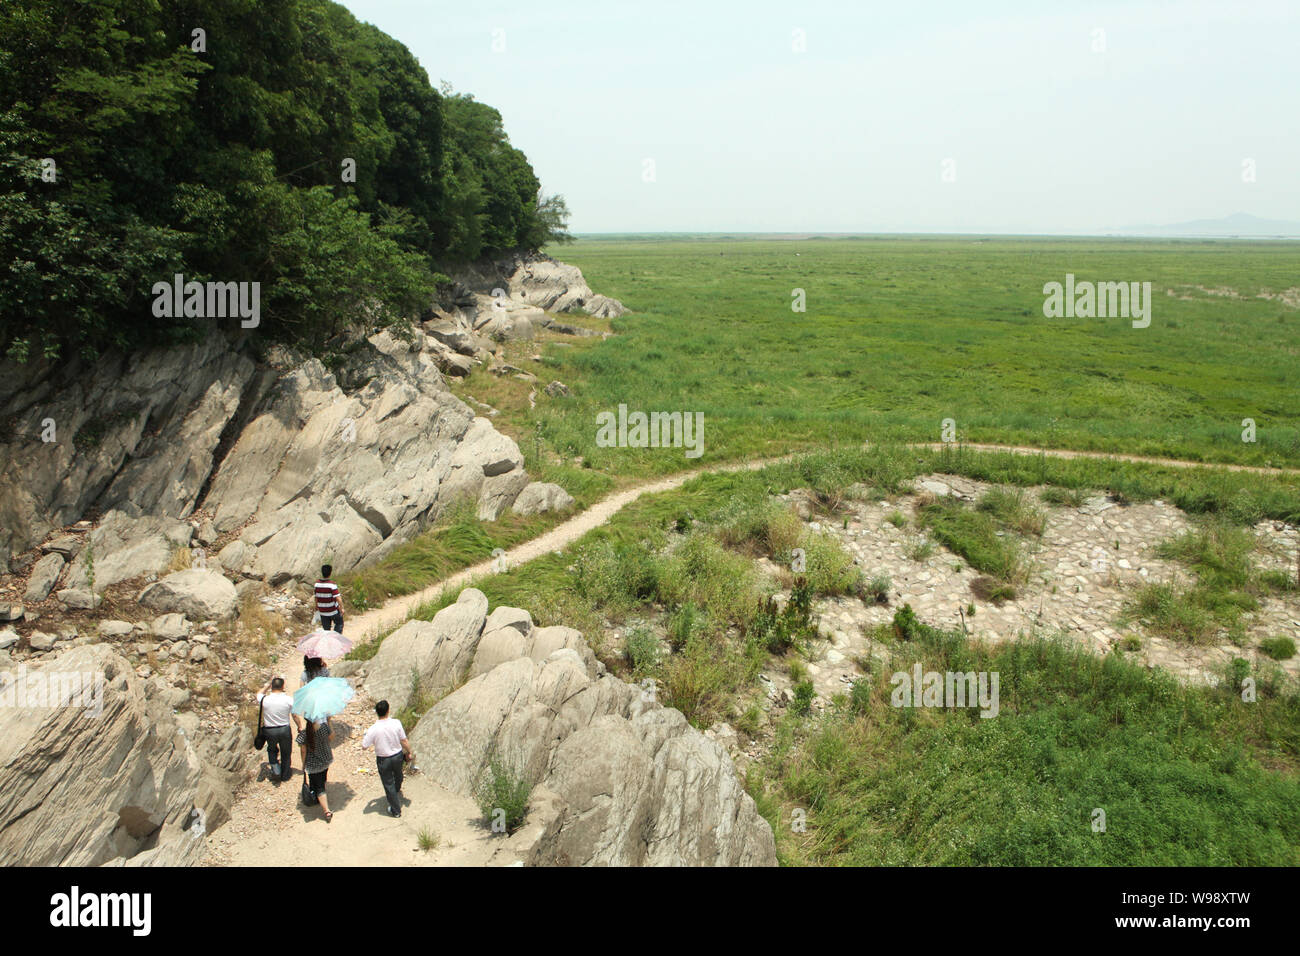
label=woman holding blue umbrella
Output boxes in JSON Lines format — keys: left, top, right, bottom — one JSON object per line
{"left": 292, "top": 677, "right": 354, "bottom": 822}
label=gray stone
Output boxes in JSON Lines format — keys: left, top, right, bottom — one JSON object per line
{"left": 0, "top": 644, "right": 247, "bottom": 865}
{"left": 56, "top": 589, "right": 99, "bottom": 611}
{"left": 24, "top": 552, "right": 64, "bottom": 603}
{"left": 510, "top": 482, "right": 575, "bottom": 516}
{"left": 363, "top": 588, "right": 490, "bottom": 712}
{"left": 139, "top": 569, "right": 238, "bottom": 621}
{"left": 29, "top": 632, "right": 56, "bottom": 652}
{"left": 151, "top": 614, "right": 190, "bottom": 641}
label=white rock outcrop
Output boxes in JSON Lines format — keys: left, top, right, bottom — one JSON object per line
{"left": 368, "top": 595, "right": 776, "bottom": 866}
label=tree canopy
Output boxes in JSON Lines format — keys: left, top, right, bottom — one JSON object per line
{"left": 0, "top": 0, "right": 570, "bottom": 362}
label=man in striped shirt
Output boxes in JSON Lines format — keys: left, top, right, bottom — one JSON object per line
{"left": 314, "top": 564, "right": 344, "bottom": 633}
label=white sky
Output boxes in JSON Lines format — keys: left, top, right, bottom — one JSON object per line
{"left": 339, "top": 0, "right": 1299, "bottom": 234}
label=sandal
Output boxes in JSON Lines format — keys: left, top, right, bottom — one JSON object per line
{"left": 324, "top": 810, "right": 333, "bottom": 822}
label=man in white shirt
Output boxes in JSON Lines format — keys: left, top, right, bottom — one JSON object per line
{"left": 256, "top": 677, "right": 295, "bottom": 782}
{"left": 361, "top": 699, "right": 414, "bottom": 817}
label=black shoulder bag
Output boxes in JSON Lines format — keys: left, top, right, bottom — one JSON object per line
{"left": 253, "top": 696, "right": 267, "bottom": 750}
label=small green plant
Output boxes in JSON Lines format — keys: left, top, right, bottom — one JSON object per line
{"left": 1260, "top": 569, "right": 1298, "bottom": 593}
{"left": 791, "top": 679, "right": 815, "bottom": 716}
{"left": 892, "top": 604, "right": 920, "bottom": 641}
{"left": 965, "top": 602, "right": 976, "bottom": 617}
{"left": 977, "top": 486, "right": 1046, "bottom": 536}
{"left": 906, "top": 537, "right": 935, "bottom": 561}
{"left": 1039, "top": 486, "right": 1087, "bottom": 508}
{"left": 417, "top": 827, "right": 439, "bottom": 851}
{"left": 625, "top": 626, "right": 662, "bottom": 674}
{"left": 849, "top": 678, "right": 872, "bottom": 715}
{"left": 477, "top": 754, "right": 532, "bottom": 835}
{"left": 1120, "top": 633, "right": 1143, "bottom": 652}
{"left": 734, "top": 702, "right": 763, "bottom": 738}
{"left": 886, "top": 510, "right": 907, "bottom": 528}
{"left": 1260, "top": 636, "right": 1296, "bottom": 661}
{"left": 863, "top": 573, "right": 891, "bottom": 605}
{"left": 789, "top": 658, "right": 809, "bottom": 683}
{"left": 667, "top": 603, "right": 700, "bottom": 651}
{"left": 971, "top": 575, "right": 1017, "bottom": 603}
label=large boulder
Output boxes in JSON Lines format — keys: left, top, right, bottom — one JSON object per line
{"left": 139, "top": 569, "right": 238, "bottom": 621}
{"left": 363, "top": 588, "right": 490, "bottom": 711}
{"left": 410, "top": 647, "right": 775, "bottom": 867}
{"left": 453, "top": 253, "right": 628, "bottom": 319}
{"left": 511, "top": 482, "right": 575, "bottom": 516}
{"left": 0, "top": 644, "right": 247, "bottom": 865}
{"left": 63, "top": 511, "right": 194, "bottom": 590}
{"left": 407, "top": 602, "right": 775, "bottom": 867}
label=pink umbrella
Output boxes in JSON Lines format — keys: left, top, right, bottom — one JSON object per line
{"left": 296, "top": 629, "right": 353, "bottom": 659}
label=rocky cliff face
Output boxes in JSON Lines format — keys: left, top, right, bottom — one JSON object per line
{"left": 0, "top": 253, "right": 621, "bottom": 583}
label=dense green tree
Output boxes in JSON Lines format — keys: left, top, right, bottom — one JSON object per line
{"left": 0, "top": 0, "right": 572, "bottom": 363}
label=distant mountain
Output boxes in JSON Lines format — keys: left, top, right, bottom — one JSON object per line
{"left": 1109, "top": 212, "right": 1300, "bottom": 238}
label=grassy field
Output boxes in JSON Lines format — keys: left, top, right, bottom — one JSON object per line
{"left": 513, "top": 236, "right": 1300, "bottom": 474}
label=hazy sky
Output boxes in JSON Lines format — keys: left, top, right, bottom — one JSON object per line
{"left": 339, "top": 0, "right": 1298, "bottom": 234}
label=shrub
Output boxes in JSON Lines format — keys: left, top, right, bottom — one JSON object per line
{"left": 800, "top": 531, "right": 863, "bottom": 596}
{"left": 791, "top": 679, "right": 815, "bottom": 716}
{"left": 864, "top": 574, "right": 891, "bottom": 605}
{"left": 477, "top": 754, "right": 532, "bottom": 835}
{"left": 970, "top": 575, "right": 1017, "bottom": 603}
{"left": 1260, "top": 637, "right": 1296, "bottom": 661}
{"left": 849, "top": 678, "right": 873, "bottom": 715}
{"left": 978, "top": 486, "right": 1047, "bottom": 536}
{"left": 666, "top": 603, "right": 701, "bottom": 651}
{"left": 892, "top": 604, "right": 920, "bottom": 641}
{"left": 625, "top": 626, "right": 662, "bottom": 674}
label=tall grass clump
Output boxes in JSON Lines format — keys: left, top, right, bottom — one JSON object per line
{"left": 753, "top": 612, "right": 1300, "bottom": 866}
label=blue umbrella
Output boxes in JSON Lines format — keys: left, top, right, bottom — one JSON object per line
{"left": 293, "top": 677, "right": 355, "bottom": 722}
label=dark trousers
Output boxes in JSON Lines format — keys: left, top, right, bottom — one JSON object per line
{"left": 264, "top": 725, "right": 293, "bottom": 780}
{"left": 377, "top": 752, "right": 405, "bottom": 814}
{"left": 320, "top": 612, "right": 344, "bottom": 633}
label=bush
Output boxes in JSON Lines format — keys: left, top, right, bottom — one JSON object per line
{"left": 477, "top": 754, "right": 532, "bottom": 835}
{"left": 667, "top": 603, "right": 701, "bottom": 652}
{"left": 1260, "top": 637, "right": 1296, "bottom": 661}
{"left": 574, "top": 540, "right": 659, "bottom": 614}
{"left": 625, "top": 626, "right": 662, "bottom": 674}
{"left": 863, "top": 574, "right": 891, "bottom": 605}
{"left": 799, "top": 531, "right": 863, "bottom": 596}
{"left": 892, "top": 604, "right": 920, "bottom": 641}
{"left": 791, "top": 679, "right": 815, "bottom": 716}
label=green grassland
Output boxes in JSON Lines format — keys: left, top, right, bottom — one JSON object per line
{"left": 526, "top": 237, "right": 1300, "bottom": 475}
